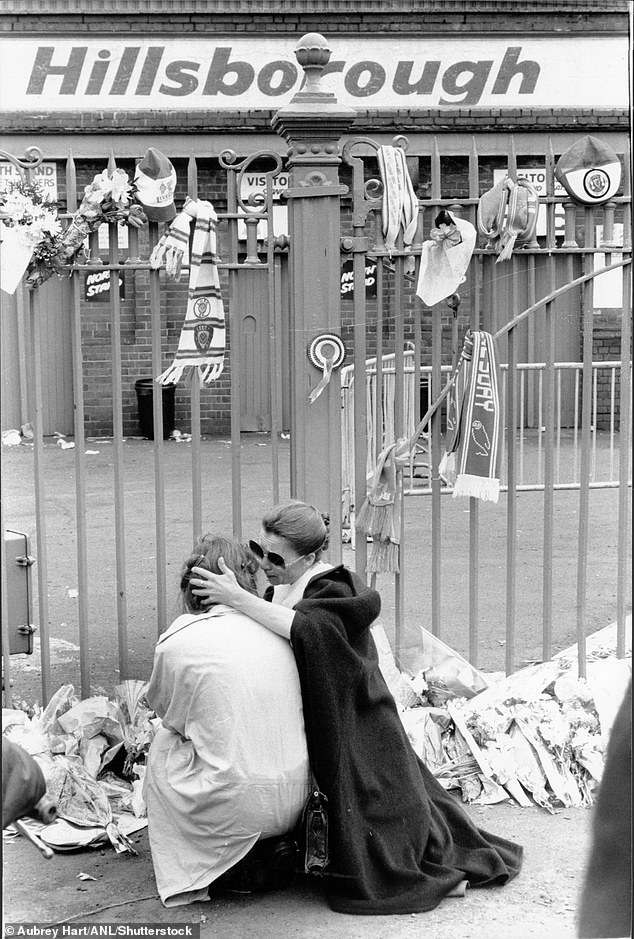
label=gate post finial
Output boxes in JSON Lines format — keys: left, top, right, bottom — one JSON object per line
{"left": 293, "top": 33, "right": 333, "bottom": 100}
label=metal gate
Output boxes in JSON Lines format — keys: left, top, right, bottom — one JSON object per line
{"left": 1, "top": 41, "right": 631, "bottom": 706}
{"left": 338, "top": 133, "right": 631, "bottom": 679}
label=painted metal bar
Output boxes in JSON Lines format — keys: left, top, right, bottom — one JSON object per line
{"left": 225, "top": 164, "right": 243, "bottom": 538}
{"left": 430, "top": 137, "right": 442, "bottom": 638}
{"left": 468, "top": 165, "right": 482, "bottom": 662}
{"left": 555, "top": 371, "right": 562, "bottom": 482}
{"left": 27, "top": 288, "right": 52, "bottom": 703}
{"left": 108, "top": 225, "right": 129, "bottom": 679}
{"left": 266, "top": 176, "right": 281, "bottom": 504}
{"left": 393, "top": 247, "right": 405, "bottom": 653}
{"left": 505, "top": 325, "right": 519, "bottom": 675}
{"left": 190, "top": 373, "right": 202, "bottom": 542}
{"left": 518, "top": 370, "right": 526, "bottom": 486}
{"left": 542, "top": 291, "right": 556, "bottom": 663}
{"left": 537, "top": 372, "right": 544, "bottom": 486}
{"left": 66, "top": 153, "right": 90, "bottom": 698}
{"left": 616, "top": 259, "right": 632, "bottom": 658}
{"left": 272, "top": 249, "right": 285, "bottom": 503}
{"left": 374, "top": 232, "right": 385, "bottom": 475}
{"left": 70, "top": 263, "right": 90, "bottom": 698}
{"left": 575, "top": 208, "right": 595, "bottom": 679}
{"left": 609, "top": 367, "right": 616, "bottom": 481}
{"left": 0, "top": 496, "right": 12, "bottom": 706}
{"left": 148, "top": 223, "right": 168, "bottom": 636}
{"left": 352, "top": 238, "right": 368, "bottom": 575}
{"left": 187, "top": 156, "right": 203, "bottom": 541}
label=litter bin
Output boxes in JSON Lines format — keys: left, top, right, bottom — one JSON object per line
{"left": 134, "top": 379, "right": 176, "bottom": 440}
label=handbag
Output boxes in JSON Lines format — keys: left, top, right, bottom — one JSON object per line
{"left": 299, "top": 788, "right": 329, "bottom": 875}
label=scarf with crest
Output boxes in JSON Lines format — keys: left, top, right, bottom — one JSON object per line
{"left": 150, "top": 199, "right": 225, "bottom": 385}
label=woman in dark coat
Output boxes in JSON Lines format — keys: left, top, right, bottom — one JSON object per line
{"left": 191, "top": 499, "right": 523, "bottom": 915}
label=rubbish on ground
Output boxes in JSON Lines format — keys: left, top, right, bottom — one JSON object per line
{"left": 85, "top": 450, "right": 100, "bottom": 455}
{"left": 379, "top": 618, "right": 631, "bottom": 812}
{"left": 77, "top": 872, "right": 97, "bottom": 881}
{"left": 2, "top": 429, "right": 22, "bottom": 446}
{"left": 5, "top": 679, "right": 154, "bottom": 855}
{"left": 5, "top": 619, "right": 630, "bottom": 862}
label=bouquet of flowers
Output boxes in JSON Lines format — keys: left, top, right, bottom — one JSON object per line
{"left": 24, "top": 165, "right": 147, "bottom": 289}
{"left": 0, "top": 178, "right": 63, "bottom": 293}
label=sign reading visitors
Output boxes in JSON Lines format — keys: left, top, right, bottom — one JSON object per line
{"left": 340, "top": 258, "right": 378, "bottom": 298}
{"left": 239, "top": 171, "right": 289, "bottom": 240}
{"left": 0, "top": 161, "right": 58, "bottom": 201}
{"left": 84, "top": 269, "right": 125, "bottom": 302}
{"left": 0, "top": 37, "right": 627, "bottom": 111}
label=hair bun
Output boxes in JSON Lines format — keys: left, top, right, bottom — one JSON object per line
{"left": 320, "top": 512, "right": 331, "bottom": 528}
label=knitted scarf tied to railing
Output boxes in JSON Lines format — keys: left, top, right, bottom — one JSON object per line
{"left": 150, "top": 198, "right": 225, "bottom": 385}
{"left": 439, "top": 330, "right": 501, "bottom": 503}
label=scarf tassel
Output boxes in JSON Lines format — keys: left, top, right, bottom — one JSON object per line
{"left": 366, "top": 539, "right": 400, "bottom": 574}
{"left": 453, "top": 474, "right": 500, "bottom": 503}
{"left": 355, "top": 498, "right": 397, "bottom": 544}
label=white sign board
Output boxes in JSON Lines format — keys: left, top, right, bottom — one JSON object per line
{"left": 0, "top": 37, "right": 628, "bottom": 111}
{"left": 593, "top": 225, "right": 624, "bottom": 309}
{"left": 238, "top": 171, "right": 289, "bottom": 240}
{"left": 0, "top": 161, "right": 58, "bottom": 201}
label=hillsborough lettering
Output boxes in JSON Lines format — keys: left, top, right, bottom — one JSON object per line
{"left": 1, "top": 37, "right": 628, "bottom": 111}
{"left": 25, "top": 44, "right": 538, "bottom": 106}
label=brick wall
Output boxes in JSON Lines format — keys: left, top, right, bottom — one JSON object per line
{"left": 1, "top": 1, "right": 629, "bottom": 436}
{"left": 592, "top": 311, "right": 631, "bottom": 431}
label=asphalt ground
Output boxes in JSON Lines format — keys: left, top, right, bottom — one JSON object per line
{"left": 2, "top": 432, "right": 629, "bottom": 704}
{"left": 1, "top": 432, "right": 630, "bottom": 938}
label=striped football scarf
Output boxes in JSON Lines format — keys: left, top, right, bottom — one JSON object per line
{"left": 439, "top": 330, "right": 501, "bottom": 503}
{"left": 377, "top": 146, "right": 419, "bottom": 256}
{"left": 150, "top": 199, "right": 225, "bottom": 385}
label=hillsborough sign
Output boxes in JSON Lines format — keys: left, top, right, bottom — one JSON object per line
{"left": 0, "top": 37, "right": 628, "bottom": 111}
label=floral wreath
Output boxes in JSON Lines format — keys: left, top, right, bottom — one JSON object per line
{"left": 0, "top": 163, "right": 148, "bottom": 290}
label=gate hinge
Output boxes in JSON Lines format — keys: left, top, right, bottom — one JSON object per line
{"left": 17, "top": 624, "right": 37, "bottom": 635}
{"left": 16, "top": 555, "right": 36, "bottom": 568}
{"left": 341, "top": 236, "right": 369, "bottom": 253}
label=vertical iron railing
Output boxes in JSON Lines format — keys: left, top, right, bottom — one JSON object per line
{"left": 2, "top": 133, "right": 631, "bottom": 703}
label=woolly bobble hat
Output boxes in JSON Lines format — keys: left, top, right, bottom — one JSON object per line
{"left": 554, "top": 136, "right": 621, "bottom": 205}
{"left": 134, "top": 148, "right": 177, "bottom": 222}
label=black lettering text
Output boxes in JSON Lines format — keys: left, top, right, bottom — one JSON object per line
{"left": 26, "top": 46, "right": 87, "bottom": 95}
{"left": 203, "top": 47, "right": 254, "bottom": 96}
{"left": 439, "top": 60, "right": 492, "bottom": 105}
{"left": 393, "top": 60, "right": 440, "bottom": 95}
{"left": 344, "top": 60, "right": 386, "bottom": 97}
{"left": 257, "top": 60, "right": 296, "bottom": 96}
{"left": 492, "top": 46, "right": 540, "bottom": 95}
{"left": 159, "top": 60, "right": 200, "bottom": 96}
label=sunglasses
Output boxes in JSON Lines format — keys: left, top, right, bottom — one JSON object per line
{"left": 248, "top": 539, "right": 310, "bottom": 570}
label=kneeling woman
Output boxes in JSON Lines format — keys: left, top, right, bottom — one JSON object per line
{"left": 191, "top": 501, "right": 523, "bottom": 915}
{"left": 144, "top": 536, "right": 311, "bottom": 907}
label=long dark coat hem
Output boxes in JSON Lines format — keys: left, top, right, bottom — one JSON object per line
{"left": 284, "top": 565, "right": 523, "bottom": 916}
